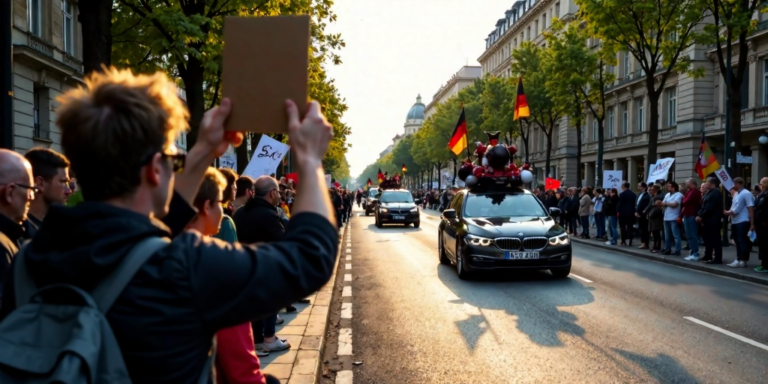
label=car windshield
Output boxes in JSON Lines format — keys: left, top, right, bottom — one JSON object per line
{"left": 369, "top": 188, "right": 378, "bottom": 196}
{"left": 463, "top": 193, "right": 547, "bottom": 218}
{"left": 380, "top": 191, "right": 414, "bottom": 203}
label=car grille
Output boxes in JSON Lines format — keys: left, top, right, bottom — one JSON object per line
{"left": 386, "top": 208, "right": 411, "bottom": 214}
{"left": 494, "top": 238, "right": 522, "bottom": 251}
{"left": 493, "top": 237, "right": 548, "bottom": 251}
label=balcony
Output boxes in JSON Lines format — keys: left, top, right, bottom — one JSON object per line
{"left": 63, "top": 54, "right": 84, "bottom": 74}
{"left": 27, "top": 34, "right": 54, "bottom": 58}
{"left": 33, "top": 124, "right": 50, "bottom": 141}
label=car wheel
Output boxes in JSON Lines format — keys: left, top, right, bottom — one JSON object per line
{"left": 438, "top": 232, "right": 450, "bottom": 265}
{"left": 413, "top": 221, "right": 420, "bottom": 228}
{"left": 550, "top": 265, "right": 571, "bottom": 279}
{"left": 375, "top": 214, "right": 382, "bottom": 228}
{"left": 456, "top": 242, "right": 471, "bottom": 280}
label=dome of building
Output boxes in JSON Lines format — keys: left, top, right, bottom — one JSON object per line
{"left": 405, "top": 94, "right": 425, "bottom": 121}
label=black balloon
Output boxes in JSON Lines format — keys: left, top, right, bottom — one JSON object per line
{"left": 485, "top": 145, "right": 510, "bottom": 169}
{"left": 458, "top": 166, "right": 472, "bottom": 181}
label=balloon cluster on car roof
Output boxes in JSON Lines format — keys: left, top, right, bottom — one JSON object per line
{"left": 457, "top": 131, "right": 534, "bottom": 190}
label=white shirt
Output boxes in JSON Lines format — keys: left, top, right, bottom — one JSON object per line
{"left": 731, "top": 188, "right": 754, "bottom": 224}
{"left": 662, "top": 191, "right": 684, "bottom": 221}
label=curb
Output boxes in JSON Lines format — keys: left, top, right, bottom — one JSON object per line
{"left": 570, "top": 237, "right": 768, "bottom": 287}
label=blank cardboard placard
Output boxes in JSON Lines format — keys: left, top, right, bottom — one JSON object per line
{"left": 222, "top": 15, "right": 310, "bottom": 133}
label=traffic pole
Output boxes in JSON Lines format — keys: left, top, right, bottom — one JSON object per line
{"left": 0, "top": 0, "right": 13, "bottom": 149}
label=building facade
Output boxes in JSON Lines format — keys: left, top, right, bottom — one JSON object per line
{"left": 10, "top": 0, "right": 85, "bottom": 154}
{"left": 424, "top": 66, "right": 482, "bottom": 119}
{"left": 478, "top": 0, "right": 768, "bottom": 189}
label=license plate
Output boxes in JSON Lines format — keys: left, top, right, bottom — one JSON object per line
{"left": 505, "top": 251, "right": 540, "bottom": 260}
{"left": 393, "top": 215, "right": 405, "bottom": 220}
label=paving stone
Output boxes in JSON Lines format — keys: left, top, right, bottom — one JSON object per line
{"left": 314, "top": 291, "right": 332, "bottom": 306}
{"left": 286, "top": 314, "right": 309, "bottom": 326}
{"left": 282, "top": 335, "right": 303, "bottom": 350}
{"left": 260, "top": 349, "right": 297, "bottom": 365}
{"left": 287, "top": 374, "right": 316, "bottom": 384}
{"left": 303, "top": 321, "right": 325, "bottom": 336}
{"left": 299, "top": 335, "right": 323, "bottom": 350}
{"left": 261, "top": 363, "right": 292, "bottom": 380}
{"left": 292, "top": 350, "right": 320, "bottom": 376}
{"left": 278, "top": 325, "right": 307, "bottom": 336}
{"left": 310, "top": 305, "right": 328, "bottom": 316}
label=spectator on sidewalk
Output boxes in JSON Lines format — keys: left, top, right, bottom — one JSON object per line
{"left": 578, "top": 187, "right": 593, "bottom": 239}
{"left": 593, "top": 189, "right": 606, "bottom": 240}
{"left": 635, "top": 182, "right": 652, "bottom": 249}
{"left": 724, "top": 177, "right": 755, "bottom": 268}
{"left": 645, "top": 184, "right": 665, "bottom": 253}
{"left": 697, "top": 177, "right": 723, "bottom": 264}
{"left": 232, "top": 176, "right": 255, "bottom": 214}
{"left": 604, "top": 188, "right": 619, "bottom": 245}
{"left": 659, "top": 181, "right": 684, "bottom": 256}
{"left": 566, "top": 188, "right": 580, "bottom": 235}
{"left": 0, "top": 68, "right": 337, "bottom": 384}
{"left": 0, "top": 150, "right": 35, "bottom": 295}
{"left": 617, "top": 182, "right": 637, "bottom": 247}
{"left": 754, "top": 177, "right": 768, "bottom": 273}
{"left": 23, "top": 148, "right": 72, "bottom": 238}
{"left": 214, "top": 167, "right": 238, "bottom": 243}
{"left": 682, "top": 178, "right": 702, "bottom": 261}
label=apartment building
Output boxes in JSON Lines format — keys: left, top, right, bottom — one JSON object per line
{"left": 478, "top": 1, "right": 768, "bottom": 188}
{"left": 424, "top": 66, "right": 482, "bottom": 119}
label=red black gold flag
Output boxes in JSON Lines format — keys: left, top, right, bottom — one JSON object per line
{"left": 377, "top": 168, "right": 384, "bottom": 183}
{"left": 448, "top": 106, "right": 468, "bottom": 156}
{"left": 514, "top": 77, "right": 530, "bottom": 120}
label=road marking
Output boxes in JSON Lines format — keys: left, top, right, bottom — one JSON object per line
{"left": 341, "top": 303, "right": 352, "bottom": 319}
{"left": 345, "top": 255, "right": 351, "bottom": 261}
{"left": 342, "top": 286, "right": 352, "bottom": 297}
{"left": 336, "top": 370, "right": 353, "bottom": 384}
{"left": 346, "top": 248, "right": 352, "bottom": 254}
{"left": 338, "top": 328, "right": 353, "bottom": 355}
{"left": 344, "top": 274, "right": 352, "bottom": 282}
{"left": 570, "top": 274, "right": 593, "bottom": 283}
{"left": 684, "top": 317, "right": 768, "bottom": 352}
{"left": 345, "top": 263, "right": 351, "bottom": 270}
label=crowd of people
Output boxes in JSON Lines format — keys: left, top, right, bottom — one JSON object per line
{"left": 532, "top": 178, "right": 768, "bottom": 272}
{"left": 0, "top": 68, "right": 341, "bottom": 383}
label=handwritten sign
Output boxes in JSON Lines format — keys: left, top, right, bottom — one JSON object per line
{"left": 218, "top": 145, "right": 237, "bottom": 170}
{"left": 242, "top": 135, "right": 290, "bottom": 180}
{"left": 603, "top": 171, "right": 623, "bottom": 189}
{"left": 714, "top": 166, "right": 735, "bottom": 191}
{"left": 646, "top": 157, "right": 675, "bottom": 184}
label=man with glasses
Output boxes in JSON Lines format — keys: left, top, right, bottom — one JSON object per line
{"left": 23, "top": 148, "right": 72, "bottom": 238}
{"left": 0, "top": 149, "right": 36, "bottom": 300}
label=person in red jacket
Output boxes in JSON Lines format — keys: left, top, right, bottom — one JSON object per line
{"left": 682, "top": 178, "right": 703, "bottom": 261}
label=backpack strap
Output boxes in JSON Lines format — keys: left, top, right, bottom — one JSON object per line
{"left": 13, "top": 240, "right": 37, "bottom": 306}
{"left": 91, "top": 237, "right": 170, "bottom": 312}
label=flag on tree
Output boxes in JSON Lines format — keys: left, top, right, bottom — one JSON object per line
{"left": 695, "top": 132, "right": 720, "bottom": 180}
{"left": 514, "top": 77, "right": 530, "bottom": 120}
{"left": 367, "top": 178, "right": 372, "bottom": 186}
{"left": 448, "top": 105, "right": 468, "bottom": 156}
{"left": 377, "top": 168, "right": 384, "bottom": 183}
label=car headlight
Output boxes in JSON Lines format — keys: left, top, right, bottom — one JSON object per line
{"left": 549, "top": 233, "right": 570, "bottom": 246}
{"left": 380, "top": 207, "right": 388, "bottom": 213}
{"left": 465, "top": 234, "right": 493, "bottom": 247}
{"left": 410, "top": 207, "right": 418, "bottom": 213}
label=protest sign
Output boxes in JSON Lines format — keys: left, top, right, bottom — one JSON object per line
{"left": 603, "top": 171, "right": 623, "bottom": 189}
{"left": 241, "top": 135, "right": 290, "bottom": 179}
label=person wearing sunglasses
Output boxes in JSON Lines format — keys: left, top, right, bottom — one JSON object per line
{"left": 0, "top": 149, "right": 37, "bottom": 300}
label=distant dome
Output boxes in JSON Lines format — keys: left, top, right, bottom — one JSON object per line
{"left": 406, "top": 94, "right": 425, "bottom": 121}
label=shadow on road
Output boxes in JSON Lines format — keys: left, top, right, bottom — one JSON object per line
{"left": 363, "top": 223, "right": 423, "bottom": 233}
{"left": 436, "top": 265, "right": 594, "bottom": 350}
{"left": 614, "top": 349, "right": 699, "bottom": 384}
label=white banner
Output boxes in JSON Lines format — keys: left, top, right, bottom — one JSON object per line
{"left": 646, "top": 157, "right": 675, "bottom": 184}
{"left": 714, "top": 166, "right": 735, "bottom": 191}
{"left": 218, "top": 145, "right": 237, "bottom": 170}
{"left": 603, "top": 170, "right": 623, "bottom": 189}
{"left": 325, "top": 174, "right": 332, "bottom": 188}
{"left": 242, "top": 135, "right": 290, "bottom": 180}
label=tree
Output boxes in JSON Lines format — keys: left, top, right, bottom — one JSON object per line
{"left": 78, "top": 0, "right": 113, "bottom": 74}
{"left": 111, "top": 0, "right": 346, "bottom": 153}
{"left": 545, "top": 19, "right": 615, "bottom": 187}
{"left": 390, "top": 135, "right": 423, "bottom": 188}
{"left": 576, "top": 0, "right": 708, "bottom": 168}
{"left": 701, "top": 0, "right": 768, "bottom": 175}
{"left": 480, "top": 76, "right": 517, "bottom": 145}
{"left": 511, "top": 41, "right": 566, "bottom": 177}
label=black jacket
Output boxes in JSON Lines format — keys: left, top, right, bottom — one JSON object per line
{"left": 566, "top": 195, "right": 580, "bottom": 217}
{"left": 635, "top": 190, "right": 652, "bottom": 216}
{"left": 698, "top": 188, "right": 724, "bottom": 225}
{"left": 603, "top": 194, "right": 618, "bottom": 216}
{"left": 617, "top": 189, "right": 638, "bottom": 218}
{"left": 233, "top": 198, "right": 285, "bottom": 244}
{"left": 0, "top": 193, "right": 337, "bottom": 384}
{"left": 754, "top": 191, "right": 768, "bottom": 226}
{"left": 0, "top": 214, "right": 28, "bottom": 304}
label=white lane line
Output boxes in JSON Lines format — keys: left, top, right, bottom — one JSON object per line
{"left": 345, "top": 255, "right": 351, "bottom": 261}
{"left": 346, "top": 248, "right": 352, "bottom": 254}
{"left": 342, "top": 286, "right": 352, "bottom": 297}
{"left": 570, "top": 274, "right": 593, "bottom": 283}
{"left": 336, "top": 370, "right": 353, "bottom": 384}
{"left": 684, "top": 317, "right": 768, "bottom": 352}
{"left": 345, "top": 263, "right": 351, "bottom": 270}
{"left": 341, "top": 303, "right": 352, "bottom": 319}
{"left": 344, "top": 274, "right": 352, "bottom": 282}
{"left": 337, "top": 328, "right": 353, "bottom": 355}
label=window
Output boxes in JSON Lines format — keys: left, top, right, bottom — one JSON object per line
{"left": 380, "top": 191, "right": 414, "bottom": 203}
{"left": 62, "top": 0, "right": 75, "bottom": 55}
{"left": 527, "top": 26, "right": 531, "bottom": 41}
{"left": 667, "top": 87, "right": 677, "bottom": 127}
{"left": 763, "top": 60, "right": 768, "bottom": 106}
{"left": 621, "top": 102, "right": 628, "bottom": 135}
{"left": 592, "top": 119, "right": 598, "bottom": 142}
{"left": 636, "top": 97, "right": 645, "bottom": 132}
{"left": 741, "top": 68, "right": 750, "bottom": 110}
{"left": 581, "top": 123, "right": 586, "bottom": 143}
{"left": 543, "top": 13, "right": 547, "bottom": 30}
{"left": 464, "top": 194, "right": 547, "bottom": 218}
{"left": 535, "top": 21, "right": 539, "bottom": 36}
{"left": 623, "top": 52, "right": 630, "bottom": 80}
{"left": 28, "top": 0, "right": 42, "bottom": 36}
{"left": 608, "top": 108, "right": 615, "bottom": 138}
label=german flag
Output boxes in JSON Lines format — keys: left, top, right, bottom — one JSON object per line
{"left": 514, "top": 77, "right": 530, "bottom": 120}
{"left": 448, "top": 105, "right": 468, "bottom": 156}
{"left": 695, "top": 132, "right": 720, "bottom": 180}
{"left": 367, "top": 178, "right": 372, "bottom": 186}
{"left": 377, "top": 168, "right": 384, "bottom": 183}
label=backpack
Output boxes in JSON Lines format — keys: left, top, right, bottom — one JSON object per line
{"left": 0, "top": 237, "right": 215, "bottom": 384}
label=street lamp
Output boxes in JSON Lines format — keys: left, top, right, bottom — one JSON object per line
{"left": 759, "top": 133, "right": 768, "bottom": 145}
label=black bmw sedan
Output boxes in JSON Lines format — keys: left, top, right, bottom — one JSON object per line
{"left": 374, "top": 189, "right": 420, "bottom": 228}
{"left": 437, "top": 187, "right": 571, "bottom": 279}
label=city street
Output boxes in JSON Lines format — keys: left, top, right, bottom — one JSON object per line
{"left": 323, "top": 208, "right": 768, "bottom": 384}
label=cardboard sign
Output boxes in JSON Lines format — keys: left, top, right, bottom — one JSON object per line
{"left": 219, "top": 145, "right": 237, "bottom": 170}
{"left": 646, "top": 158, "right": 675, "bottom": 184}
{"left": 714, "top": 166, "right": 735, "bottom": 191}
{"left": 603, "top": 171, "right": 623, "bottom": 189}
{"left": 241, "top": 135, "right": 290, "bottom": 179}
{"left": 222, "top": 16, "right": 310, "bottom": 133}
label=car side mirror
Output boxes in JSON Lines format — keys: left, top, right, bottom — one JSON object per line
{"left": 443, "top": 208, "right": 457, "bottom": 220}
{"left": 549, "top": 207, "right": 562, "bottom": 217}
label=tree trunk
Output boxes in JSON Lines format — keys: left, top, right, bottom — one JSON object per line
{"left": 178, "top": 58, "right": 206, "bottom": 150}
{"left": 646, "top": 91, "right": 661, "bottom": 177}
{"left": 78, "top": 0, "right": 112, "bottom": 74}
{"left": 575, "top": 118, "right": 583, "bottom": 189}
{"left": 435, "top": 162, "right": 443, "bottom": 191}
{"left": 520, "top": 121, "right": 530, "bottom": 164}
{"left": 597, "top": 121, "right": 605, "bottom": 188}
{"left": 728, "top": 78, "right": 744, "bottom": 177}
{"left": 544, "top": 127, "right": 552, "bottom": 179}
{"left": 452, "top": 157, "right": 458, "bottom": 186}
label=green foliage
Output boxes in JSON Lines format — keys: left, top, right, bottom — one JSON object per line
{"left": 111, "top": 0, "right": 350, "bottom": 178}
{"left": 480, "top": 76, "right": 517, "bottom": 144}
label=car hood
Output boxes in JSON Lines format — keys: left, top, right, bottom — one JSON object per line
{"left": 464, "top": 216, "right": 564, "bottom": 237}
{"left": 380, "top": 202, "right": 417, "bottom": 209}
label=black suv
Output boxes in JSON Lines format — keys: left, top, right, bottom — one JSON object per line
{"left": 364, "top": 187, "right": 379, "bottom": 216}
{"left": 437, "top": 187, "right": 570, "bottom": 279}
{"left": 374, "top": 189, "right": 420, "bottom": 228}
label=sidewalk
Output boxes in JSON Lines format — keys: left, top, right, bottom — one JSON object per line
{"left": 259, "top": 224, "right": 346, "bottom": 384}
{"left": 570, "top": 236, "right": 768, "bottom": 286}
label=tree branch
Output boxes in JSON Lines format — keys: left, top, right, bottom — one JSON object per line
{"left": 137, "top": 48, "right": 153, "bottom": 66}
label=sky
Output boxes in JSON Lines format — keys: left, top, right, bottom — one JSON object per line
{"left": 324, "top": 0, "right": 513, "bottom": 179}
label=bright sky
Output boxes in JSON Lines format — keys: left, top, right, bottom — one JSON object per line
{"left": 325, "top": 0, "right": 513, "bottom": 179}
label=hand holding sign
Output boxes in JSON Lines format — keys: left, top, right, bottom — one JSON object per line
{"left": 287, "top": 100, "right": 332, "bottom": 167}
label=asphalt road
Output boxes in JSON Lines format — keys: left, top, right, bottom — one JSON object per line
{"left": 331, "top": 207, "right": 768, "bottom": 384}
